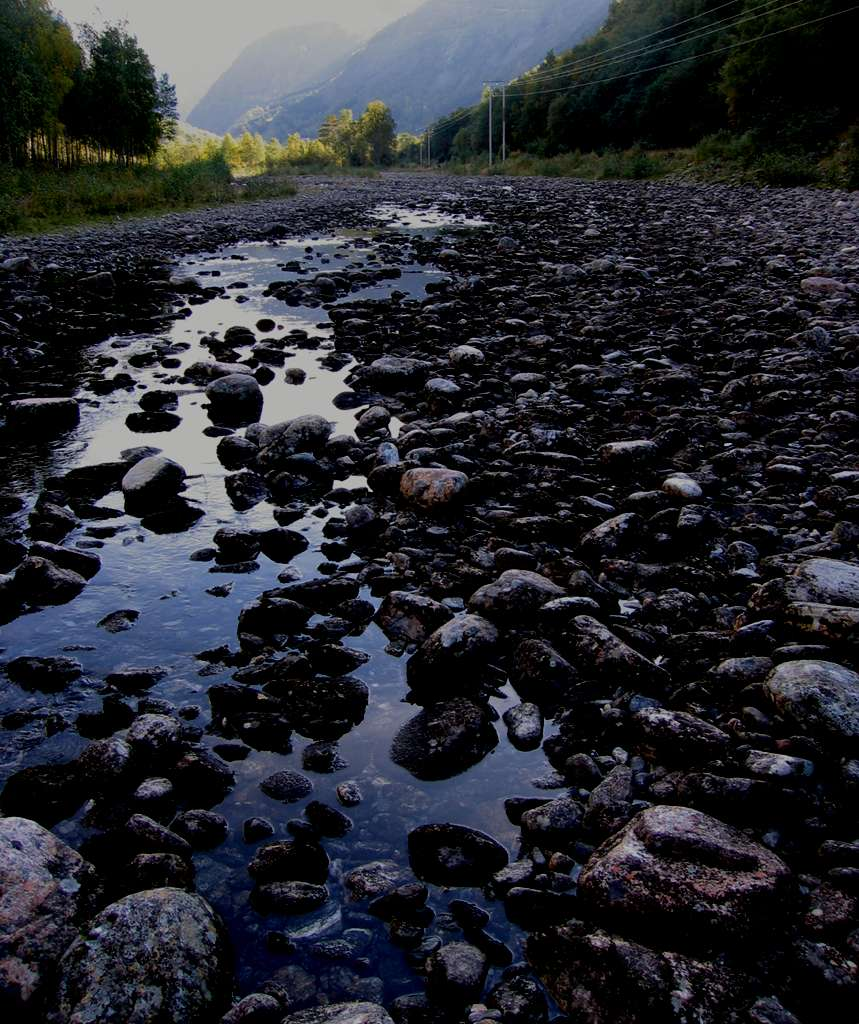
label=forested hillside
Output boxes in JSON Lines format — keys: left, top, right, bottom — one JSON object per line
{"left": 431, "top": 0, "right": 858, "bottom": 175}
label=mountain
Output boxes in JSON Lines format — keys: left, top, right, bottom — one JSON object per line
{"left": 244, "top": 0, "right": 611, "bottom": 139}
{"left": 188, "top": 23, "right": 360, "bottom": 135}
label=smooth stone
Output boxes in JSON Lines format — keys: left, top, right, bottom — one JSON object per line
{"left": 764, "top": 660, "right": 859, "bottom": 748}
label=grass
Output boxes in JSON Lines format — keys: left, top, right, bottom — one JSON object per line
{"left": 441, "top": 133, "right": 859, "bottom": 189}
{"left": 0, "top": 155, "right": 298, "bottom": 235}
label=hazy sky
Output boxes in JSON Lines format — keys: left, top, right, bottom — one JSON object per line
{"left": 56, "top": 0, "right": 424, "bottom": 115}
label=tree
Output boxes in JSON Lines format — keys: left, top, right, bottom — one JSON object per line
{"left": 0, "top": 0, "right": 80, "bottom": 163}
{"left": 357, "top": 100, "right": 396, "bottom": 165}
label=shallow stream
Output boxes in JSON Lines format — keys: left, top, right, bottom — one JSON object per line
{"left": 0, "top": 206, "right": 562, "bottom": 1000}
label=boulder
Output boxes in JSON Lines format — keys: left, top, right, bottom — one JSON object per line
{"left": 391, "top": 699, "right": 498, "bottom": 781}
{"left": 528, "top": 927, "right": 751, "bottom": 1024}
{"left": 400, "top": 468, "right": 468, "bottom": 510}
{"left": 632, "top": 708, "right": 731, "bottom": 765}
{"left": 280, "top": 1004, "right": 393, "bottom": 1024}
{"left": 205, "top": 374, "right": 264, "bottom": 426}
{"left": 578, "top": 805, "right": 791, "bottom": 946}
{"left": 6, "top": 398, "right": 79, "bottom": 434}
{"left": 13, "top": 557, "right": 86, "bottom": 606}
{"left": 121, "top": 456, "right": 186, "bottom": 512}
{"left": 406, "top": 615, "right": 499, "bottom": 692}
{"left": 764, "top": 660, "right": 859, "bottom": 749}
{"left": 408, "top": 824, "right": 508, "bottom": 886}
{"left": 468, "top": 570, "right": 565, "bottom": 623}
{"left": 375, "top": 591, "right": 453, "bottom": 644}
{"left": 0, "top": 817, "right": 98, "bottom": 1014}
{"left": 425, "top": 942, "right": 488, "bottom": 1004}
{"left": 49, "top": 888, "right": 230, "bottom": 1024}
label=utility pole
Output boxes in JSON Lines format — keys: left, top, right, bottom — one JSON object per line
{"left": 427, "top": 130, "right": 431, "bottom": 166}
{"left": 419, "top": 135, "right": 424, "bottom": 168}
{"left": 501, "top": 84, "right": 507, "bottom": 163}
{"left": 485, "top": 81, "right": 508, "bottom": 167}
{"left": 488, "top": 86, "right": 494, "bottom": 167}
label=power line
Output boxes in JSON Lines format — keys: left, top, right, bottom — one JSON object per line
{"left": 502, "top": 4, "right": 859, "bottom": 103}
{"left": 515, "top": 0, "right": 772, "bottom": 85}
{"left": 424, "top": 0, "right": 793, "bottom": 137}
{"left": 424, "top": 3, "right": 858, "bottom": 144}
{"left": 513, "top": 0, "right": 808, "bottom": 88}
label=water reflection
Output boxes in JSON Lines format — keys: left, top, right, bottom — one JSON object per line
{"left": 0, "top": 208, "right": 556, "bottom": 999}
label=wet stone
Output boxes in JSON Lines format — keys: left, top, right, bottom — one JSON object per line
{"left": 260, "top": 769, "right": 313, "bottom": 804}
{"left": 408, "top": 824, "right": 508, "bottom": 887}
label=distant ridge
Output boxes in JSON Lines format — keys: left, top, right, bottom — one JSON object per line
{"left": 188, "top": 23, "right": 359, "bottom": 135}
{"left": 232, "top": 0, "right": 611, "bottom": 139}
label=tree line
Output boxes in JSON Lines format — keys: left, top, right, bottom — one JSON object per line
{"left": 429, "top": 0, "right": 858, "bottom": 166}
{"left": 0, "top": 0, "right": 177, "bottom": 166}
{"left": 166, "top": 102, "right": 408, "bottom": 174}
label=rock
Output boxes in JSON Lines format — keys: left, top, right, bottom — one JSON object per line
{"left": 391, "top": 699, "right": 498, "bottom": 780}
{"left": 579, "top": 513, "right": 643, "bottom": 560}
{"left": 280, "top": 1004, "right": 394, "bottom": 1024}
{"left": 406, "top": 615, "right": 499, "bottom": 692}
{"left": 468, "top": 571, "right": 565, "bottom": 623}
{"left": 400, "top": 468, "right": 468, "bottom": 510}
{"left": 206, "top": 374, "right": 264, "bottom": 426}
{"left": 578, "top": 805, "right": 792, "bottom": 945}
{"left": 749, "top": 558, "right": 859, "bottom": 617}
{"left": 356, "top": 405, "right": 391, "bottom": 436}
{"left": 801, "top": 276, "right": 848, "bottom": 296}
{"left": 449, "top": 344, "right": 485, "bottom": 367}
{"left": 254, "top": 881, "right": 328, "bottom": 915}
{"left": 662, "top": 474, "right": 703, "bottom": 501}
{"left": 503, "top": 703, "right": 544, "bottom": 750}
{"left": 28, "top": 542, "right": 100, "bottom": 580}
{"left": 520, "top": 797, "right": 585, "bottom": 848}
{"left": 375, "top": 591, "right": 453, "bottom": 644}
{"left": 763, "top": 660, "right": 859, "bottom": 749}
{"left": 632, "top": 708, "right": 731, "bottom": 765}
{"left": 362, "top": 356, "right": 431, "bottom": 392}
{"left": 584, "top": 766, "right": 636, "bottom": 836}
{"left": 6, "top": 398, "right": 79, "bottom": 434}
{"left": 0, "top": 817, "right": 98, "bottom": 1014}
{"left": 248, "top": 840, "right": 329, "bottom": 884}
{"left": 344, "top": 861, "right": 412, "bottom": 902}
{"left": 487, "top": 971, "right": 548, "bottom": 1024}
{"left": 172, "top": 810, "right": 229, "bottom": 849}
{"left": 13, "top": 557, "right": 86, "bottom": 605}
{"left": 260, "top": 769, "right": 313, "bottom": 804}
{"left": 425, "top": 942, "right": 488, "bottom": 1004}
{"left": 221, "top": 993, "right": 282, "bottom": 1024}
{"left": 6, "top": 655, "right": 82, "bottom": 692}
{"left": 528, "top": 927, "right": 750, "bottom": 1024}
{"left": 50, "top": 888, "right": 230, "bottom": 1024}
{"left": 573, "top": 616, "right": 669, "bottom": 690}
{"left": 408, "top": 824, "right": 508, "bottom": 886}
{"left": 304, "top": 800, "right": 352, "bottom": 838}
{"left": 126, "top": 714, "right": 182, "bottom": 764}
{"left": 121, "top": 456, "right": 186, "bottom": 512}
{"left": 511, "top": 639, "right": 578, "bottom": 707}
{"left": 77, "top": 737, "right": 133, "bottom": 790}
{"left": 599, "top": 440, "right": 658, "bottom": 467}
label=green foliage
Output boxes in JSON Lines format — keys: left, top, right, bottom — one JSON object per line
{"left": 0, "top": 2, "right": 178, "bottom": 167}
{"left": 429, "top": 0, "right": 859, "bottom": 187}
{"left": 0, "top": 153, "right": 296, "bottom": 234}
